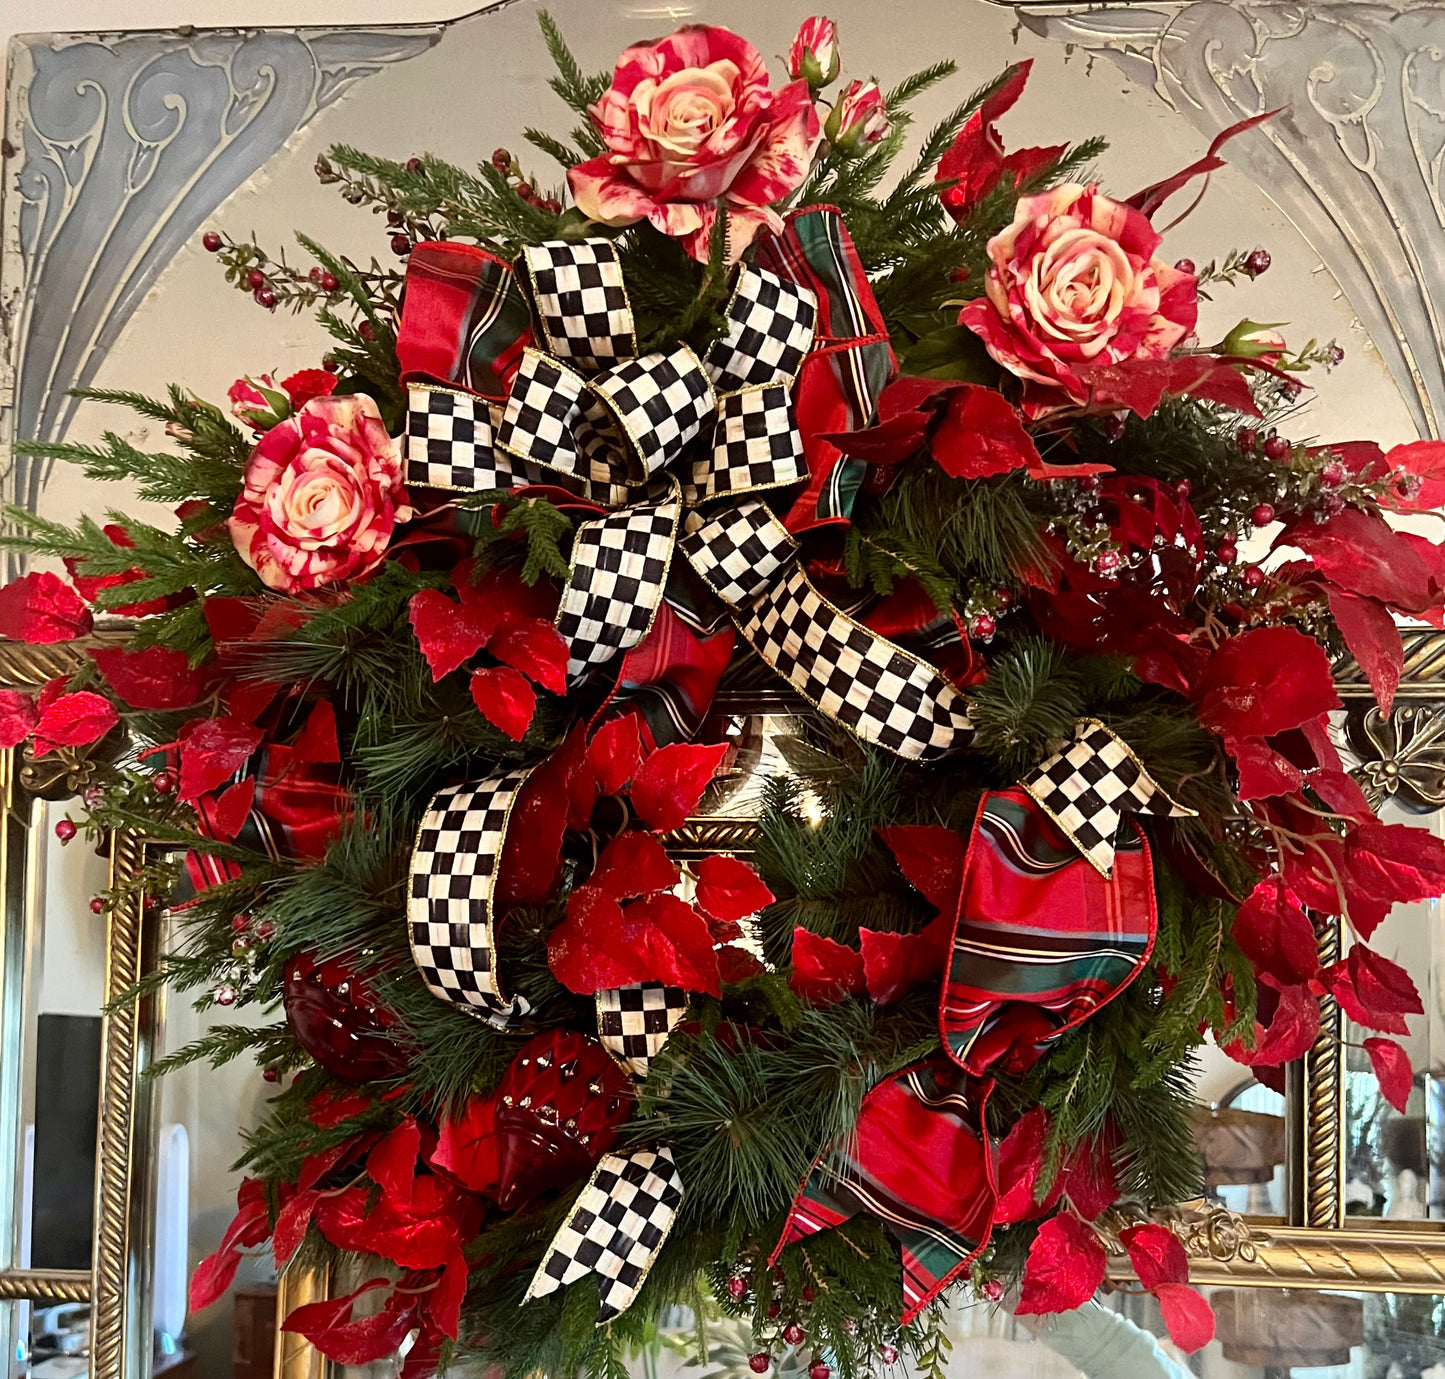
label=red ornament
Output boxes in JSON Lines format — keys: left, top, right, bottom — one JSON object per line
{"left": 749, "top": 1357, "right": 771, "bottom": 1374}
{"left": 968, "top": 613, "right": 996, "bottom": 641}
{"left": 492, "top": 1030, "right": 633, "bottom": 1211}
{"left": 358, "top": 320, "right": 377, "bottom": 342}
{"left": 54, "top": 819, "right": 76, "bottom": 842}
{"left": 767, "top": 1301, "right": 780, "bottom": 1318}
{"left": 283, "top": 951, "right": 412, "bottom": 1083}
{"left": 202, "top": 231, "right": 223, "bottom": 253}
{"left": 231, "top": 914, "right": 250, "bottom": 933}
{"left": 782, "top": 1323, "right": 805, "bottom": 1346}
{"left": 1252, "top": 502, "right": 1276, "bottom": 526}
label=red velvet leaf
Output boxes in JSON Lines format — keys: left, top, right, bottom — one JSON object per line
{"left": 178, "top": 717, "right": 264, "bottom": 801}
{"left": 822, "top": 411, "right": 931, "bottom": 463}
{"left": 1328, "top": 590, "right": 1403, "bottom": 716}
{"left": 1285, "top": 506, "right": 1443, "bottom": 614}
{"left": 189, "top": 1178, "right": 272, "bottom": 1312}
{"left": 367, "top": 1117, "right": 422, "bottom": 1207}
{"left": 630, "top": 741, "right": 729, "bottom": 832}
{"left": 211, "top": 779, "right": 257, "bottom": 841}
{"left": 282, "top": 1279, "right": 412, "bottom": 1366}
{"left": 488, "top": 617, "right": 569, "bottom": 694}
{"left": 1231, "top": 737, "right": 1305, "bottom": 800}
{"left": 429, "top": 1096, "right": 499, "bottom": 1196}
{"left": 590, "top": 831, "right": 678, "bottom": 901}
{"left": 0, "top": 690, "right": 36, "bottom": 749}
{"left": 313, "top": 1178, "right": 470, "bottom": 1270}
{"left": 1363, "top": 1036, "right": 1414, "bottom": 1114}
{"left": 1342, "top": 822, "right": 1445, "bottom": 939}
{"left": 859, "top": 913, "right": 952, "bottom": 1004}
{"left": 1153, "top": 1284, "right": 1216, "bottom": 1353}
{"left": 1119, "top": 1223, "right": 1188, "bottom": 1289}
{"left": 469, "top": 665, "right": 536, "bottom": 741}
{"left": 718, "top": 945, "right": 765, "bottom": 983}
{"left": 496, "top": 730, "right": 585, "bottom": 907}
{"left": 1195, "top": 626, "right": 1341, "bottom": 743}
{"left": 1015, "top": 1212, "right": 1107, "bottom": 1315}
{"left": 1383, "top": 439, "right": 1445, "bottom": 513}
{"left": 878, "top": 825, "right": 967, "bottom": 915}
{"left": 587, "top": 714, "right": 645, "bottom": 796}
{"left": 1058, "top": 1134, "right": 1121, "bottom": 1221}
{"left": 294, "top": 700, "right": 341, "bottom": 764}
{"left": 429, "top": 1252, "right": 469, "bottom": 1339}
{"left": 695, "top": 854, "right": 774, "bottom": 923}
{"left": 32, "top": 691, "right": 118, "bottom": 757}
{"left": 931, "top": 385, "right": 1043, "bottom": 479}
{"left": 788, "top": 928, "right": 866, "bottom": 1005}
{"left": 466, "top": 560, "right": 559, "bottom": 625}
{"left": 91, "top": 644, "right": 211, "bottom": 710}
{"left": 1321, "top": 963, "right": 1409, "bottom": 1035}
{"left": 0, "top": 571, "right": 93, "bottom": 643}
{"left": 272, "top": 1187, "right": 321, "bottom": 1269}
{"left": 1232, "top": 881, "right": 1322, "bottom": 989}
{"left": 408, "top": 587, "right": 496, "bottom": 681}
{"left": 994, "top": 1108, "right": 1055, "bottom": 1224}
{"left": 1350, "top": 944, "right": 1423, "bottom": 1019}
{"left": 1228, "top": 983, "right": 1320, "bottom": 1066}
{"left": 1075, "top": 356, "right": 1258, "bottom": 420}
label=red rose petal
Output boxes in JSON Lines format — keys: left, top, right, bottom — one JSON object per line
{"left": 630, "top": 741, "right": 729, "bottom": 832}
{"left": 694, "top": 854, "right": 774, "bottom": 924}
{"left": 1016, "top": 1212, "right": 1107, "bottom": 1315}
{"left": 1363, "top": 1036, "right": 1414, "bottom": 1114}
{"left": 469, "top": 665, "right": 535, "bottom": 741}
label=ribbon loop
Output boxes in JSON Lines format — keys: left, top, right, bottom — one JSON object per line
{"left": 686, "top": 384, "right": 806, "bottom": 503}
{"left": 705, "top": 264, "right": 817, "bottom": 392}
{"left": 588, "top": 344, "right": 716, "bottom": 482}
{"left": 521, "top": 239, "right": 636, "bottom": 369}
{"left": 597, "top": 984, "right": 691, "bottom": 1079}
{"left": 496, "top": 348, "right": 589, "bottom": 478}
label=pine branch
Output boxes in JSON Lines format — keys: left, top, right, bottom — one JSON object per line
{"left": 524, "top": 127, "right": 586, "bottom": 171}
{"left": 537, "top": 11, "right": 610, "bottom": 129}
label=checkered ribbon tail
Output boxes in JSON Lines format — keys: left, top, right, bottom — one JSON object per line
{"left": 525, "top": 1146, "right": 684, "bottom": 1323}
{"left": 1020, "top": 718, "right": 1196, "bottom": 876}
{"left": 684, "top": 502, "right": 974, "bottom": 763}
{"left": 407, "top": 771, "right": 535, "bottom": 1029}
{"left": 597, "top": 984, "right": 690, "bottom": 1079}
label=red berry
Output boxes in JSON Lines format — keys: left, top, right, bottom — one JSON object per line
{"left": 322, "top": 356, "right": 340, "bottom": 374}
{"left": 309, "top": 266, "right": 324, "bottom": 283}
{"left": 949, "top": 265, "right": 971, "bottom": 283}
{"left": 262, "top": 1067, "right": 279, "bottom": 1083}
{"left": 492, "top": 148, "right": 511, "bottom": 171}
{"left": 1321, "top": 459, "right": 1346, "bottom": 488}
{"left": 541, "top": 198, "right": 562, "bottom": 215}
{"left": 783, "top": 1324, "right": 805, "bottom": 1346}
{"left": 255, "top": 920, "right": 275, "bottom": 942}
{"left": 231, "top": 914, "right": 250, "bottom": 934}
{"left": 390, "top": 234, "right": 412, "bottom": 256}
{"left": 246, "top": 268, "right": 267, "bottom": 290}
{"left": 767, "top": 1302, "right": 780, "bottom": 1318}
{"left": 1242, "top": 564, "right": 1265, "bottom": 589}
{"left": 1173, "top": 478, "right": 1193, "bottom": 500}
{"left": 1216, "top": 540, "right": 1238, "bottom": 565}
{"left": 1173, "top": 258, "right": 1196, "bottom": 275}
{"left": 202, "top": 231, "right": 223, "bottom": 253}
{"left": 254, "top": 286, "right": 277, "bottom": 309}
{"left": 214, "top": 984, "right": 238, "bottom": 1007}
{"left": 1093, "top": 549, "right": 1122, "bottom": 577}
{"left": 801, "top": 1286, "right": 815, "bottom": 1302}
{"left": 406, "top": 156, "right": 424, "bottom": 174}
{"left": 358, "top": 320, "right": 377, "bottom": 342}
{"left": 319, "top": 271, "right": 339, "bottom": 292}
{"left": 1329, "top": 343, "right": 1345, "bottom": 367}
{"left": 386, "top": 209, "right": 404, "bottom": 227}
{"left": 515, "top": 181, "right": 533, "bottom": 201}
{"left": 981, "top": 1279, "right": 1005, "bottom": 1302}
{"left": 153, "top": 770, "right": 175, "bottom": 795}
{"left": 727, "top": 1276, "right": 748, "bottom": 1301}
{"left": 1263, "top": 435, "right": 1290, "bottom": 461}
{"left": 968, "top": 613, "right": 996, "bottom": 640}
{"left": 809, "top": 1364, "right": 830, "bottom": 1379}
{"left": 1245, "top": 247, "right": 1272, "bottom": 277}
{"left": 995, "top": 589, "right": 1013, "bottom": 609}
{"left": 879, "top": 1347, "right": 899, "bottom": 1366}
{"left": 748, "top": 1357, "right": 771, "bottom": 1375}
{"left": 90, "top": 896, "right": 106, "bottom": 915}
{"left": 55, "top": 819, "right": 76, "bottom": 843}
{"left": 1237, "top": 428, "right": 1259, "bottom": 454}
{"left": 1252, "top": 503, "right": 1276, "bottom": 526}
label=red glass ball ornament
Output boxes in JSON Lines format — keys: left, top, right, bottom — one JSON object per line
{"left": 727, "top": 1276, "right": 748, "bottom": 1301}
{"left": 1262, "top": 434, "right": 1290, "bottom": 461}
{"left": 748, "top": 1357, "right": 771, "bottom": 1375}
{"left": 322, "top": 356, "right": 340, "bottom": 374}
{"left": 89, "top": 897, "right": 106, "bottom": 915}
{"left": 1236, "top": 427, "right": 1259, "bottom": 453}
{"left": 782, "top": 1324, "right": 805, "bottom": 1346}
{"left": 541, "top": 198, "right": 563, "bottom": 215}
{"left": 202, "top": 231, "right": 223, "bottom": 253}
{"left": 246, "top": 268, "right": 267, "bottom": 290}
{"left": 995, "top": 588, "right": 1013, "bottom": 609}
{"left": 1242, "top": 565, "right": 1265, "bottom": 590}
{"left": 390, "top": 234, "right": 411, "bottom": 257}
{"left": 283, "top": 951, "right": 412, "bottom": 1083}
{"left": 492, "top": 1030, "right": 634, "bottom": 1212}
{"left": 153, "top": 770, "right": 175, "bottom": 795}
{"left": 1251, "top": 502, "right": 1276, "bottom": 526}
{"left": 880, "top": 1347, "right": 899, "bottom": 1366}
{"left": 54, "top": 819, "right": 76, "bottom": 843}
{"left": 808, "top": 1363, "right": 830, "bottom": 1379}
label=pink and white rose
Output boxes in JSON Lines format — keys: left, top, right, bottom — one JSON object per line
{"left": 825, "top": 79, "right": 889, "bottom": 154}
{"left": 227, "top": 393, "right": 412, "bottom": 594}
{"left": 568, "top": 25, "right": 820, "bottom": 264}
{"left": 787, "top": 17, "right": 839, "bottom": 89}
{"left": 228, "top": 368, "right": 338, "bottom": 431}
{"left": 959, "top": 182, "right": 1199, "bottom": 418}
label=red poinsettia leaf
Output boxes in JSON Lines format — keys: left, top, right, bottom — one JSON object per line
{"left": 590, "top": 830, "right": 678, "bottom": 901}
{"left": 1349, "top": 944, "right": 1423, "bottom": 1018}
{"left": 1016, "top": 1212, "right": 1108, "bottom": 1315}
{"left": 694, "top": 854, "right": 774, "bottom": 923}
{"left": 821, "top": 412, "right": 932, "bottom": 463}
{"left": 470, "top": 665, "right": 536, "bottom": 741}
{"left": 1119, "top": 1223, "right": 1188, "bottom": 1289}
{"left": 1195, "top": 626, "right": 1341, "bottom": 743}
{"left": 1076, "top": 356, "right": 1258, "bottom": 421}
{"left": 32, "top": 691, "right": 118, "bottom": 757}
{"left": 1363, "top": 1036, "right": 1414, "bottom": 1114}
{"left": 272, "top": 1187, "right": 321, "bottom": 1269}
{"left": 280, "top": 368, "right": 339, "bottom": 409}
{"left": 931, "top": 385, "right": 1043, "bottom": 480}
{"left": 489, "top": 617, "right": 569, "bottom": 694}
{"left": 408, "top": 587, "right": 496, "bottom": 682}
{"left": 587, "top": 714, "right": 646, "bottom": 796}
{"left": 294, "top": 699, "right": 341, "bottom": 764}
{"left": 210, "top": 778, "right": 257, "bottom": 842}
{"left": 429, "top": 1252, "right": 469, "bottom": 1339}
{"left": 994, "top": 1108, "right": 1056, "bottom": 1224}
{"left": 630, "top": 741, "right": 730, "bottom": 832}
{"left": 367, "top": 1117, "right": 422, "bottom": 1207}
{"left": 878, "top": 825, "right": 967, "bottom": 915}
{"left": 1227, "top": 983, "right": 1320, "bottom": 1066}
{"left": 1285, "top": 507, "right": 1443, "bottom": 614}
{"left": 313, "top": 1184, "right": 464, "bottom": 1270}
{"left": 1059, "top": 1133, "right": 1121, "bottom": 1221}
{"left": 307, "top": 1086, "right": 376, "bottom": 1129}
{"left": 0, "top": 571, "right": 93, "bottom": 644}
{"left": 429, "top": 1096, "right": 499, "bottom": 1196}
{"left": 0, "top": 690, "right": 37, "bottom": 750}
{"left": 189, "top": 1178, "right": 272, "bottom": 1312}
{"left": 1153, "top": 1284, "right": 1216, "bottom": 1353}
{"left": 496, "top": 729, "right": 585, "bottom": 908}
{"left": 282, "top": 1279, "right": 414, "bottom": 1366}
{"left": 859, "top": 912, "right": 952, "bottom": 1005}
{"left": 1342, "top": 822, "right": 1445, "bottom": 938}
{"left": 178, "top": 717, "right": 264, "bottom": 802}
{"left": 91, "top": 644, "right": 211, "bottom": 710}
{"left": 1233, "top": 880, "right": 1322, "bottom": 989}
{"left": 1311, "top": 768, "right": 1377, "bottom": 825}
{"left": 1231, "top": 737, "right": 1305, "bottom": 801}
{"left": 788, "top": 928, "right": 866, "bottom": 1005}
{"left": 1321, "top": 963, "right": 1409, "bottom": 1035}
{"left": 547, "top": 887, "right": 648, "bottom": 994}
{"left": 633, "top": 891, "right": 723, "bottom": 996}
{"left": 1382, "top": 439, "right": 1445, "bottom": 513}
{"left": 1328, "top": 590, "right": 1403, "bottom": 717}
{"left": 717, "top": 945, "right": 765, "bottom": 983}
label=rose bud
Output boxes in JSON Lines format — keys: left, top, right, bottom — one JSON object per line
{"left": 227, "top": 374, "right": 292, "bottom": 430}
{"left": 825, "top": 79, "right": 889, "bottom": 154}
{"left": 788, "top": 16, "right": 840, "bottom": 89}
{"left": 1219, "top": 319, "right": 1288, "bottom": 366}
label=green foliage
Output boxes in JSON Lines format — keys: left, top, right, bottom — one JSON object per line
{"left": 468, "top": 490, "right": 576, "bottom": 584}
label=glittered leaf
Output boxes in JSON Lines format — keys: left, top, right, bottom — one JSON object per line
{"left": 0, "top": 690, "right": 36, "bottom": 750}
{"left": 1328, "top": 590, "right": 1403, "bottom": 717}
{"left": 0, "top": 571, "right": 93, "bottom": 643}
{"left": 1363, "top": 1036, "right": 1414, "bottom": 1114}
{"left": 1196, "top": 626, "right": 1340, "bottom": 743}
{"left": 281, "top": 1278, "right": 412, "bottom": 1366}
{"left": 590, "top": 831, "right": 679, "bottom": 901}
{"left": 630, "top": 741, "right": 730, "bottom": 832}
{"left": 1349, "top": 944, "right": 1423, "bottom": 1020}
{"left": 994, "top": 1108, "right": 1055, "bottom": 1224}
{"left": 1016, "top": 1212, "right": 1107, "bottom": 1315}
{"left": 272, "top": 1187, "right": 321, "bottom": 1269}
{"left": 178, "top": 717, "right": 264, "bottom": 801}
{"left": 469, "top": 665, "right": 536, "bottom": 741}
{"left": 1285, "top": 506, "right": 1443, "bottom": 614}
{"left": 367, "top": 1117, "right": 421, "bottom": 1206}
{"left": 1153, "top": 1284, "right": 1216, "bottom": 1353}
{"left": 931, "top": 385, "right": 1043, "bottom": 479}
{"left": 32, "top": 691, "right": 118, "bottom": 757}
{"left": 488, "top": 617, "right": 569, "bottom": 694}
{"left": 408, "top": 587, "right": 496, "bottom": 681}
{"left": 1119, "top": 1223, "right": 1188, "bottom": 1289}
{"left": 695, "top": 854, "right": 774, "bottom": 923}
{"left": 788, "top": 928, "right": 866, "bottom": 1005}
{"left": 1321, "top": 964, "right": 1409, "bottom": 1036}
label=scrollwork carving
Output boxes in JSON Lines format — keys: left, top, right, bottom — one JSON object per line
{"left": 1344, "top": 703, "right": 1445, "bottom": 812}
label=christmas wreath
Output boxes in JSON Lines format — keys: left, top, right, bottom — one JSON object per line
{"left": 8, "top": 13, "right": 1445, "bottom": 1376}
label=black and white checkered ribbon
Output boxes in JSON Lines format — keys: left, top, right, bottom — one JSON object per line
{"left": 596, "top": 984, "right": 691, "bottom": 1079}
{"left": 1020, "top": 718, "right": 1195, "bottom": 876}
{"left": 524, "top": 1145, "right": 684, "bottom": 1324}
